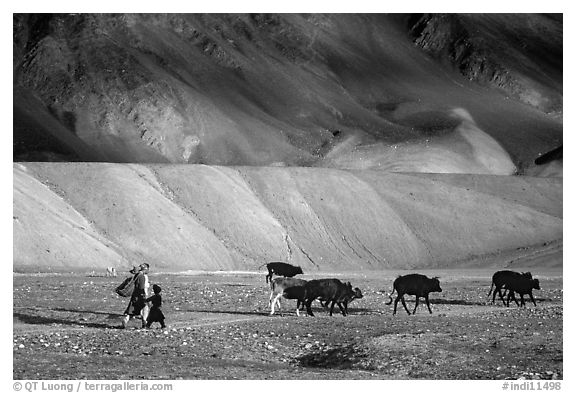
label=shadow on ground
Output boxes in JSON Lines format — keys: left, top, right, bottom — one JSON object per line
{"left": 192, "top": 309, "right": 269, "bottom": 316}
{"left": 51, "top": 307, "right": 121, "bottom": 319}
{"left": 13, "top": 312, "right": 120, "bottom": 329}
{"left": 430, "top": 299, "right": 487, "bottom": 306}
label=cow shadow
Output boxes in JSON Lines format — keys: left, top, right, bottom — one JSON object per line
{"left": 530, "top": 297, "right": 557, "bottom": 303}
{"left": 429, "top": 299, "right": 487, "bottom": 306}
{"left": 13, "top": 312, "right": 121, "bottom": 329}
{"left": 192, "top": 309, "right": 269, "bottom": 316}
{"left": 432, "top": 297, "right": 557, "bottom": 307}
{"left": 343, "top": 307, "right": 378, "bottom": 314}
{"left": 385, "top": 298, "right": 486, "bottom": 306}
{"left": 486, "top": 297, "right": 557, "bottom": 307}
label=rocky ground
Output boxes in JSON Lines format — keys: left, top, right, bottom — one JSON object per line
{"left": 13, "top": 269, "right": 562, "bottom": 380}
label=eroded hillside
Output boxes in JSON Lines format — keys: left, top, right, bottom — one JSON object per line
{"left": 13, "top": 14, "right": 562, "bottom": 174}
{"left": 13, "top": 162, "right": 562, "bottom": 271}
{"left": 12, "top": 14, "right": 563, "bottom": 272}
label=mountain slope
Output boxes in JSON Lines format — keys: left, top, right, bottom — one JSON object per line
{"left": 13, "top": 162, "right": 562, "bottom": 271}
{"left": 13, "top": 14, "right": 562, "bottom": 174}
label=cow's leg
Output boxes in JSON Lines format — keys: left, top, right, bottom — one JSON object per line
{"left": 400, "top": 295, "right": 411, "bottom": 315}
{"left": 305, "top": 299, "right": 315, "bottom": 316}
{"left": 494, "top": 286, "right": 506, "bottom": 305}
{"left": 497, "top": 287, "right": 507, "bottom": 305}
{"left": 296, "top": 299, "right": 301, "bottom": 316}
{"left": 491, "top": 285, "right": 499, "bottom": 304}
{"left": 425, "top": 294, "right": 433, "bottom": 314}
{"left": 270, "top": 293, "right": 282, "bottom": 315}
{"left": 269, "top": 290, "right": 274, "bottom": 307}
{"left": 502, "top": 288, "right": 509, "bottom": 304}
{"left": 412, "top": 296, "right": 420, "bottom": 314}
{"left": 336, "top": 302, "right": 346, "bottom": 316}
{"left": 507, "top": 291, "right": 520, "bottom": 307}
{"left": 269, "top": 294, "right": 276, "bottom": 314}
{"left": 329, "top": 301, "right": 337, "bottom": 316}
{"left": 512, "top": 293, "right": 520, "bottom": 307}
{"left": 529, "top": 292, "right": 537, "bottom": 307}
{"left": 507, "top": 291, "right": 519, "bottom": 307}
{"left": 520, "top": 294, "right": 526, "bottom": 308}
{"left": 277, "top": 296, "right": 284, "bottom": 316}
{"left": 393, "top": 296, "right": 401, "bottom": 315}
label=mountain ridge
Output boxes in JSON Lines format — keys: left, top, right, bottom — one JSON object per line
{"left": 13, "top": 14, "right": 562, "bottom": 175}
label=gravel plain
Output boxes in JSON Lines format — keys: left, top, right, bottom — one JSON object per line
{"left": 13, "top": 270, "right": 563, "bottom": 380}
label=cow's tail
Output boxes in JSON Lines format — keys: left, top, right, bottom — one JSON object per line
{"left": 384, "top": 287, "right": 396, "bottom": 305}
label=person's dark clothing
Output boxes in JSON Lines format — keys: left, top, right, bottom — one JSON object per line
{"left": 145, "top": 294, "right": 166, "bottom": 328}
{"left": 124, "top": 272, "right": 147, "bottom": 316}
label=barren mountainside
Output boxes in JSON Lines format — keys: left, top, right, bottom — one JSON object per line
{"left": 13, "top": 162, "right": 562, "bottom": 271}
{"left": 13, "top": 14, "right": 562, "bottom": 173}
{"left": 12, "top": 14, "right": 563, "bottom": 271}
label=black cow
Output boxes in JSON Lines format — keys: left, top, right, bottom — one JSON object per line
{"left": 271, "top": 279, "right": 362, "bottom": 317}
{"left": 487, "top": 270, "right": 533, "bottom": 306}
{"left": 302, "top": 279, "right": 360, "bottom": 316}
{"left": 282, "top": 285, "right": 308, "bottom": 316}
{"left": 385, "top": 274, "right": 442, "bottom": 315}
{"left": 261, "top": 262, "right": 304, "bottom": 284}
{"left": 504, "top": 274, "right": 541, "bottom": 307}
{"left": 335, "top": 285, "right": 363, "bottom": 315}
{"left": 319, "top": 286, "right": 363, "bottom": 311}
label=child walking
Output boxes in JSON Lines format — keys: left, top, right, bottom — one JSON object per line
{"left": 145, "top": 284, "right": 166, "bottom": 329}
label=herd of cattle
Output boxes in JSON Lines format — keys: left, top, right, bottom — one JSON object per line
{"left": 262, "top": 262, "right": 542, "bottom": 316}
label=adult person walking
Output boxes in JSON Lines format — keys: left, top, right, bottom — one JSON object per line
{"left": 121, "top": 263, "right": 150, "bottom": 328}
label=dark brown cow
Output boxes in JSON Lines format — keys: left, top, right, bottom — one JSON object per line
{"left": 487, "top": 270, "right": 533, "bottom": 306}
{"left": 385, "top": 274, "right": 442, "bottom": 315}
{"left": 504, "top": 274, "right": 541, "bottom": 307}
{"left": 302, "top": 279, "right": 360, "bottom": 316}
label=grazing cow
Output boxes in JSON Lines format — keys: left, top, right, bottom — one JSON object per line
{"left": 261, "top": 262, "right": 304, "bottom": 284}
{"left": 269, "top": 277, "right": 308, "bottom": 316}
{"left": 385, "top": 274, "right": 442, "bottom": 315}
{"left": 504, "top": 274, "right": 541, "bottom": 307}
{"left": 302, "top": 279, "right": 360, "bottom": 316}
{"left": 106, "top": 267, "right": 117, "bottom": 277}
{"left": 487, "top": 270, "right": 533, "bottom": 306}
